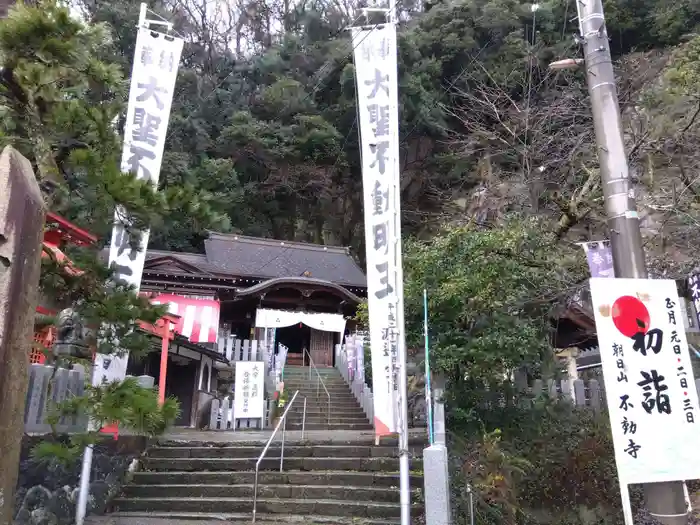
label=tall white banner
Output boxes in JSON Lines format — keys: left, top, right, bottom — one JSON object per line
{"left": 590, "top": 278, "right": 700, "bottom": 484}
{"left": 95, "top": 28, "right": 184, "bottom": 385}
{"left": 352, "top": 24, "right": 406, "bottom": 436}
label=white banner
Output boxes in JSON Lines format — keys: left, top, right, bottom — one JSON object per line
{"left": 255, "top": 308, "right": 346, "bottom": 334}
{"left": 234, "top": 361, "right": 265, "bottom": 419}
{"left": 590, "top": 278, "right": 700, "bottom": 484}
{"left": 352, "top": 24, "right": 406, "bottom": 436}
{"left": 95, "top": 28, "right": 184, "bottom": 385}
{"left": 356, "top": 336, "right": 365, "bottom": 383}
{"left": 275, "top": 344, "right": 289, "bottom": 385}
{"left": 346, "top": 334, "right": 357, "bottom": 381}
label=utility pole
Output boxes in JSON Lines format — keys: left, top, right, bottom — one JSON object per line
{"left": 570, "top": 0, "right": 688, "bottom": 523}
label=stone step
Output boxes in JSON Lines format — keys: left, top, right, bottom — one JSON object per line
{"left": 142, "top": 456, "right": 421, "bottom": 472}
{"left": 92, "top": 512, "right": 401, "bottom": 524}
{"left": 155, "top": 435, "right": 430, "bottom": 448}
{"left": 284, "top": 382, "right": 352, "bottom": 388}
{"left": 122, "top": 484, "right": 406, "bottom": 502}
{"left": 288, "top": 393, "right": 356, "bottom": 399}
{"left": 284, "top": 416, "right": 369, "bottom": 425}
{"left": 111, "top": 497, "right": 412, "bottom": 519}
{"left": 284, "top": 383, "right": 349, "bottom": 389}
{"left": 290, "top": 401, "right": 362, "bottom": 410}
{"left": 289, "top": 403, "right": 363, "bottom": 412}
{"left": 131, "top": 470, "right": 421, "bottom": 488}
{"left": 283, "top": 382, "right": 351, "bottom": 388}
{"left": 146, "top": 445, "right": 413, "bottom": 459}
{"left": 284, "top": 422, "right": 373, "bottom": 431}
{"left": 286, "top": 408, "right": 367, "bottom": 417}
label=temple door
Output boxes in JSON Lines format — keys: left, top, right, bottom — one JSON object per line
{"left": 309, "top": 328, "right": 333, "bottom": 367}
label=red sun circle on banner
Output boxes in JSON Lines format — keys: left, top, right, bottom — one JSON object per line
{"left": 611, "top": 295, "right": 651, "bottom": 338}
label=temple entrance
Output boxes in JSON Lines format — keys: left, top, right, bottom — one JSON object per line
{"left": 276, "top": 323, "right": 310, "bottom": 366}
{"left": 256, "top": 308, "right": 345, "bottom": 369}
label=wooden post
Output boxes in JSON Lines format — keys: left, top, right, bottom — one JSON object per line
{"left": 157, "top": 314, "right": 177, "bottom": 405}
{"left": 0, "top": 146, "right": 45, "bottom": 525}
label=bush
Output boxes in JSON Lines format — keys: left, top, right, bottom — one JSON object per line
{"left": 450, "top": 430, "right": 532, "bottom": 525}
{"left": 514, "top": 400, "right": 622, "bottom": 525}
{"left": 449, "top": 398, "right": 623, "bottom": 525}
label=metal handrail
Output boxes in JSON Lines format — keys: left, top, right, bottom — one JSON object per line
{"left": 252, "top": 389, "right": 300, "bottom": 523}
{"left": 303, "top": 347, "right": 331, "bottom": 425}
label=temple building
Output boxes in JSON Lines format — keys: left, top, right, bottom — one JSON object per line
{"left": 119, "top": 232, "right": 367, "bottom": 427}
{"left": 138, "top": 232, "right": 367, "bottom": 365}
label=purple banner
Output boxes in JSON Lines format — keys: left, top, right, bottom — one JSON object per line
{"left": 689, "top": 271, "right": 700, "bottom": 329}
{"left": 582, "top": 241, "right": 615, "bottom": 278}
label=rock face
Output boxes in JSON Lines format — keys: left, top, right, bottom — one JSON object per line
{"left": 13, "top": 435, "right": 146, "bottom": 525}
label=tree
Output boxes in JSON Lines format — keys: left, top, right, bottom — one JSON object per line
{"left": 396, "top": 217, "right": 586, "bottom": 430}
{"left": 0, "top": 1, "right": 230, "bottom": 459}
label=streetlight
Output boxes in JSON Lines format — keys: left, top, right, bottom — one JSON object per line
{"left": 548, "top": 58, "right": 584, "bottom": 70}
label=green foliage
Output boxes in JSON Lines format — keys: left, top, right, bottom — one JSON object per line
{"left": 665, "top": 36, "right": 700, "bottom": 97}
{"left": 34, "top": 378, "right": 179, "bottom": 464}
{"left": 514, "top": 401, "right": 619, "bottom": 521}
{"left": 450, "top": 398, "right": 622, "bottom": 525}
{"left": 40, "top": 249, "right": 168, "bottom": 357}
{"left": 0, "top": 3, "right": 205, "bottom": 461}
{"left": 451, "top": 429, "right": 532, "bottom": 525}
{"left": 401, "top": 217, "right": 583, "bottom": 429}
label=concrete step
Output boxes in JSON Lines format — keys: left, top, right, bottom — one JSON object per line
{"left": 122, "top": 484, "right": 404, "bottom": 502}
{"left": 91, "top": 512, "right": 401, "bottom": 524}
{"left": 284, "top": 416, "right": 369, "bottom": 425}
{"left": 288, "top": 393, "right": 356, "bottom": 399}
{"left": 285, "top": 382, "right": 349, "bottom": 388}
{"left": 289, "top": 402, "right": 363, "bottom": 412}
{"left": 146, "top": 445, "right": 412, "bottom": 459}
{"left": 111, "top": 497, "right": 412, "bottom": 519}
{"left": 286, "top": 408, "right": 367, "bottom": 417}
{"left": 284, "top": 422, "right": 373, "bottom": 431}
{"left": 283, "top": 382, "right": 351, "bottom": 388}
{"left": 290, "top": 401, "right": 362, "bottom": 409}
{"left": 155, "top": 434, "right": 430, "bottom": 448}
{"left": 142, "top": 456, "right": 421, "bottom": 472}
{"left": 130, "top": 470, "right": 420, "bottom": 488}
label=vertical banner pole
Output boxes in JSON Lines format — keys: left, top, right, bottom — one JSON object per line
{"left": 424, "top": 288, "right": 434, "bottom": 444}
{"left": 75, "top": 9, "right": 183, "bottom": 525}
{"left": 351, "top": 5, "right": 411, "bottom": 524}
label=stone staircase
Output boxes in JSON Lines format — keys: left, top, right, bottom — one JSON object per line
{"left": 103, "top": 436, "right": 424, "bottom": 524}
{"left": 282, "top": 365, "right": 373, "bottom": 431}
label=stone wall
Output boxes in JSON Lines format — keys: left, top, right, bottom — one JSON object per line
{"left": 13, "top": 435, "right": 147, "bottom": 525}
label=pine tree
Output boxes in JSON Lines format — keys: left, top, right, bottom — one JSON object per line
{"left": 0, "top": 1, "right": 229, "bottom": 458}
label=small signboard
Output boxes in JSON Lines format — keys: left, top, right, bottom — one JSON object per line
{"left": 590, "top": 278, "right": 700, "bottom": 484}
{"left": 234, "top": 361, "right": 265, "bottom": 420}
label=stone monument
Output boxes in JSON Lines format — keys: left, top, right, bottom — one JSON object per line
{"left": 0, "top": 146, "right": 46, "bottom": 525}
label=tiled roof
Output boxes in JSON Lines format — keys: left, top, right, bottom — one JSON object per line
{"left": 203, "top": 233, "right": 367, "bottom": 288}
{"left": 104, "top": 233, "right": 367, "bottom": 288}
{"left": 145, "top": 250, "right": 222, "bottom": 275}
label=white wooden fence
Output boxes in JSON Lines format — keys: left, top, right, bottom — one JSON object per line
{"left": 217, "top": 337, "right": 264, "bottom": 362}
{"left": 335, "top": 343, "right": 374, "bottom": 422}
{"left": 207, "top": 397, "right": 275, "bottom": 430}
{"left": 210, "top": 338, "right": 276, "bottom": 430}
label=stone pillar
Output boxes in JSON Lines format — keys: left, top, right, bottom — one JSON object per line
{"left": 423, "top": 373, "right": 451, "bottom": 525}
{"left": 424, "top": 444, "right": 452, "bottom": 525}
{"left": 0, "top": 146, "right": 46, "bottom": 525}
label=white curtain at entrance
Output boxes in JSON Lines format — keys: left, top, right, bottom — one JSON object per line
{"left": 255, "top": 308, "right": 346, "bottom": 334}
